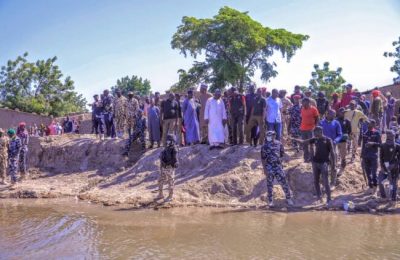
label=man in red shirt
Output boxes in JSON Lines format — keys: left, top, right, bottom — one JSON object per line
{"left": 340, "top": 84, "right": 354, "bottom": 108}
{"left": 331, "top": 93, "right": 341, "bottom": 113}
{"left": 300, "top": 98, "right": 320, "bottom": 162}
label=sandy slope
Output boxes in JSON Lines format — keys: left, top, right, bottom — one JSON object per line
{"left": 0, "top": 135, "right": 398, "bottom": 213}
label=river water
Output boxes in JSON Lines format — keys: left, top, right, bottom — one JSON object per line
{"left": 1, "top": 199, "right": 400, "bottom": 259}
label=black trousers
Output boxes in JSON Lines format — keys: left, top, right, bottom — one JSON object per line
{"left": 363, "top": 158, "right": 378, "bottom": 188}
{"left": 103, "top": 112, "right": 114, "bottom": 137}
{"left": 230, "top": 114, "right": 244, "bottom": 145}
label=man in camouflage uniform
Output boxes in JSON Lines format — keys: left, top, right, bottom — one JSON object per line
{"left": 0, "top": 129, "right": 9, "bottom": 184}
{"left": 7, "top": 129, "right": 21, "bottom": 184}
{"left": 261, "top": 131, "right": 294, "bottom": 207}
{"left": 123, "top": 109, "right": 146, "bottom": 156}
{"left": 279, "top": 90, "right": 293, "bottom": 142}
{"left": 126, "top": 91, "right": 139, "bottom": 138}
{"left": 113, "top": 89, "right": 127, "bottom": 138}
{"left": 157, "top": 134, "right": 178, "bottom": 200}
{"left": 17, "top": 122, "right": 29, "bottom": 178}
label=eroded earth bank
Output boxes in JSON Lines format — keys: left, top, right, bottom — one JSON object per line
{"left": 0, "top": 135, "right": 398, "bottom": 213}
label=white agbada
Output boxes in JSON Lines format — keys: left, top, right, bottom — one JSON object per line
{"left": 204, "top": 97, "right": 227, "bottom": 144}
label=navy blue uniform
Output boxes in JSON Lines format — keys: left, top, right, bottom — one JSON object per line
{"left": 261, "top": 140, "right": 291, "bottom": 203}
{"left": 125, "top": 112, "right": 146, "bottom": 153}
{"left": 8, "top": 137, "right": 22, "bottom": 183}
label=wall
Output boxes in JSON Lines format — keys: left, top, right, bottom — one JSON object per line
{"left": 0, "top": 108, "right": 52, "bottom": 130}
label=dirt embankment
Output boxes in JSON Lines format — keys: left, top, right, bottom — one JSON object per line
{"left": 0, "top": 135, "right": 398, "bottom": 213}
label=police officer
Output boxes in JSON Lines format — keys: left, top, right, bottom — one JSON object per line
{"left": 17, "top": 122, "right": 29, "bottom": 179}
{"left": 7, "top": 129, "right": 21, "bottom": 184}
{"left": 261, "top": 131, "right": 294, "bottom": 207}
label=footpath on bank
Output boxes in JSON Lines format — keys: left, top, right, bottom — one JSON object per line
{"left": 0, "top": 135, "right": 398, "bottom": 213}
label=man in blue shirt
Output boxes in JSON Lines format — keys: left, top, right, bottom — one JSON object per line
{"left": 319, "top": 109, "right": 342, "bottom": 187}
{"left": 265, "top": 89, "right": 283, "bottom": 140}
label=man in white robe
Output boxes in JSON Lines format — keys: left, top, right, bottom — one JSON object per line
{"left": 204, "top": 89, "right": 227, "bottom": 149}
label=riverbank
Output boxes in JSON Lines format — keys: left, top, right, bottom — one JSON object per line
{"left": 0, "top": 135, "right": 398, "bottom": 213}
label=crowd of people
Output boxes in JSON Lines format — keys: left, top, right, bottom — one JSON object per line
{"left": 1, "top": 83, "right": 400, "bottom": 207}
{"left": 27, "top": 117, "right": 81, "bottom": 137}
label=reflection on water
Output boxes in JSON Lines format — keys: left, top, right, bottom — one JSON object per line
{"left": 1, "top": 200, "right": 400, "bottom": 259}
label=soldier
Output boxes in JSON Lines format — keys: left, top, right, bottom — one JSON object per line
{"left": 261, "top": 131, "right": 294, "bottom": 207}
{"left": 17, "top": 122, "right": 29, "bottom": 179}
{"left": 123, "top": 109, "right": 146, "bottom": 156}
{"left": 7, "top": 129, "right": 21, "bottom": 184}
{"left": 0, "top": 128, "right": 9, "bottom": 185}
{"left": 113, "top": 89, "right": 127, "bottom": 138}
{"left": 279, "top": 89, "right": 293, "bottom": 141}
{"left": 126, "top": 91, "right": 139, "bottom": 138}
{"left": 157, "top": 134, "right": 178, "bottom": 200}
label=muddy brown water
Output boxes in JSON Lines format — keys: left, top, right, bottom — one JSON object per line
{"left": 1, "top": 199, "right": 400, "bottom": 259}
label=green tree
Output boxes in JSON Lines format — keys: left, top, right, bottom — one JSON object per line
{"left": 384, "top": 36, "right": 400, "bottom": 83}
{"left": 0, "top": 53, "right": 87, "bottom": 116}
{"left": 111, "top": 75, "right": 151, "bottom": 96}
{"left": 308, "top": 62, "right": 346, "bottom": 99}
{"left": 171, "top": 6, "right": 309, "bottom": 92}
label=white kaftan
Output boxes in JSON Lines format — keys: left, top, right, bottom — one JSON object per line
{"left": 204, "top": 97, "right": 227, "bottom": 144}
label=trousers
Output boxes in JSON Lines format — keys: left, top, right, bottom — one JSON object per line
{"left": 301, "top": 130, "right": 314, "bottom": 162}
{"left": 265, "top": 166, "right": 291, "bottom": 203}
{"left": 162, "top": 119, "right": 177, "bottom": 146}
{"left": 125, "top": 129, "right": 145, "bottom": 153}
{"left": 312, "top": 162, "right": 331, "bottom": 202}
{"left": 267, "top": 122, "right": 282, "bottom": 141}
{"left": 230, "top": 114, "right": 244, "bottom": 144}
{"left": 159, "top": 166, "right": 175, "bottom": 196}
{"left": 363, "top": 158, "right": 378, "bottom": 188}
{"left": 8, "top": 156, "right": 18, "bottom": 183}
{"left": 103, "top": 113, "right": 114, "bottom": 137}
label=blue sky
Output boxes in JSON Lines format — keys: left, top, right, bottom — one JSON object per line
{"left": 1, "top": 0, "right": 399, "bottom": 102}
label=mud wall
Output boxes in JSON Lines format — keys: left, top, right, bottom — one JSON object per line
{"left": 0, "top": 108, "right": 52, "bottom": 130}
{"left": 28, "top": 136, "right": 141, "bottom": 174}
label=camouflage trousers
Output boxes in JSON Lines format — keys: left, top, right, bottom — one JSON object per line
{"left": 158, "top": 166, "right": 175, "bottom": 196}
{"left": 0, "top": 156, "right": 6, "bottom": 181}
{"left": 125, "top": 129, "right": 145, "bottom": 153}
{"left": 114, "top": 115, "right": 126, "bottom": 138}
{"left": 265, "top": 166, "right": 291, "bottom": 202}
{"left": 8, "top": 156, "right": 18, "bottom": 183}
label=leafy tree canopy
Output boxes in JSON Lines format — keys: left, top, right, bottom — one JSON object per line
{"left": 171, "top": 6, "right": 309, "bottom": 92}
{"left": 307, "top": 62, "right": 346, "bottom": 99}
{"left": 384, "top": 36, "right": 400, "bottom": 83}
{"left": 0, "top": 52, "right": 87, "bottom": 117}
{"left": 111, "top": 75, "right": 151, "bottom": 96}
